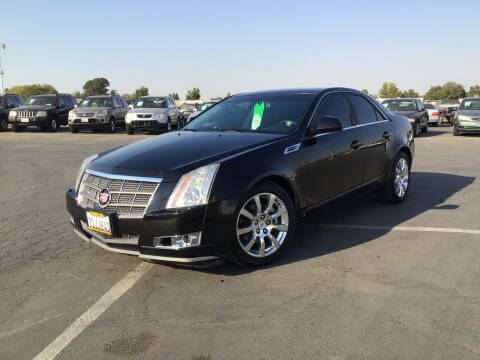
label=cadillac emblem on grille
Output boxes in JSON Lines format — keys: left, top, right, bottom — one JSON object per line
{"left": 97, "top": 189, "right": 111, "bottom": 208}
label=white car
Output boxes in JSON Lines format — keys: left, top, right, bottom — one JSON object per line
{"left": 424, "top": 103, "right": 439, "bottom": 127}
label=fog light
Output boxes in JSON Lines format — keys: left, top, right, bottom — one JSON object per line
{"left": 154, "top": 231, "right": 202, "bottom": 249}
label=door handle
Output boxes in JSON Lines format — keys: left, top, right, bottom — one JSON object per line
{"left": 383, "top": 131, "right": 391, "bottom": 140}
{"left": 350, "top": 140, "right": 361, "bottom": 150}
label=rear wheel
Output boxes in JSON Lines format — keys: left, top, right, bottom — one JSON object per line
{"left": 47, "top": 117, "right": 58, "bottom": 132}
{"left": 166, "top": 118, "right": 172, "bottom": 132}
{"left": 229, "top": 181, "right": 295, "bottom": 267}
{"left": 0, "top": 117, "right": 8, "bottom": 132}
{"left": 380, "top": 151, "right": 410, "bottom": 203}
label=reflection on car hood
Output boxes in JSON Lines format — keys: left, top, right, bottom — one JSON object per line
{"left": 457, "top": 110, "right": 480, "bottom": 117}
{"left": 390, "top": 111, "right": 419, "bottom": 117}
{"left": 75, "top": 107, "right": 112, "bottom": 112}
{"left": 88, "top": 131, "right": 284, "bottom": 182}
{"left": 128, "top": 108, "right": 168, "bottom": 114}
{"left": 14, "top": 105, "right": 55, "bottom": 111}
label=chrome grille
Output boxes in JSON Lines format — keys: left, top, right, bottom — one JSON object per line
{"left": 136, "top": 114, "right": 152, "bottom": 118}
{"left": 18, "top": 111, "right": 35, "bottom": 117}
{"left": 78, "top": 171, "right": 161, "bottom": 216}
{"left": 77, "top": 112, "right": 95, "bottom": 117}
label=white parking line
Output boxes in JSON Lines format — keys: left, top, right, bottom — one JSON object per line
{"left": 33, "top": 261, "right": 152, "bottom": 360}
{"left": 317, "top": 224, "right": 480, "bottom": 235}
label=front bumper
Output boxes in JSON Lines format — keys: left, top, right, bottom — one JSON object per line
{"left": 70, "top": 118, "right": 110, "bottom": 129}
{"left": 10, "top": 116, "right": 47, "bottom": 127}
{"left": 127, "top": 119, "right": 167, "bottom": 130}
{"left": 66, "top": 188, "right": 234, "bottom": 265}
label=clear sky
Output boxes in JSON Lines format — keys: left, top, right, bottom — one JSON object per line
{"left": 1, "top": 0, "right": 479, "bottom": 99}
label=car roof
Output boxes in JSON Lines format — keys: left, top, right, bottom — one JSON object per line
{"left": 463, "top": 97, "right": 480, "bottom": 101}
{"left": 85, "top": 95, "right": 112, "bottom": 98}
{"left": 233, "top": 87, "right": 374, "bottom": 98}
{"left": 383, "top": 98, "right": 418, "bottom": 101}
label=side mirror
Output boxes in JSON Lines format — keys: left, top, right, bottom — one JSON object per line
{"left": 128, "top": 104, "right": 133, "bottom": 109}
{"left": 307, "top": 116, "right": 343, "bottom": 135}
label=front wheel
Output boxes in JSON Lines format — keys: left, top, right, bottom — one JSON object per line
{"left": 126, "top": 124, "right": 134, "bottom": 135}
{"left": 166, "top": 119, "right": 172, "bottom": 132}
{"left": 380, "top": 152, "right": 411, "bottom": 203}
{"left": 229, "top": 181, "right": 296, "bottom": 267}
{"left": 47, "top": 117, "right": 58, "bottom": 132}
{"left": 108, "top": 118, "right": 115, "bottom": 133}
{"left": 0, "top": 117, "right": 8, "bottom": 132}
{"left": 421, "top": 122, "right": 428, "bottom": 133}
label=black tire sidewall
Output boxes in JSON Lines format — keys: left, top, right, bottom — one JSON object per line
{"left": 389, "top": 152, "right": 411, "bottom": 203}
{"left": 228, "top": 181, "right": 296, "bottom": 267}
{"left": 0, "top": 117, "right": 7, "bottom": 131}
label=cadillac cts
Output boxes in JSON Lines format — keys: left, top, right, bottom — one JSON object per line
{"left": 66, "top": 88, "right": 414, "bottom": 267}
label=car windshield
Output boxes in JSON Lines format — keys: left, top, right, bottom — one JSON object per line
{"left": 437, "top": 100, "right": 460, "bottom": 106}
{"left": 200, "top": 102, "right": 217, "bottom": 111}
{"left": 78, "top": 97, "right": 113, "bottom": 108}
{"left": 0, "top": 96, "right": 5, "bottom": 106}
{"left": 459, "top": 99, "right": 480, "bottom": 110}
{"left": 382, "top": 100, "right": 418, "bottom": 111}
{"left": 180, "top": 103, "right": 200, "bottom": 111}
{"left": 424, "top": 103, "right": 434, "bottom": 109}
{"left": 135, "top": 97, "right": 168, "bottom": 108}
{"left": 184, "top": 93, "right": 315, "bottom": 135}
{"left": 26, "top": 96, "right": 57, "bottom": 106}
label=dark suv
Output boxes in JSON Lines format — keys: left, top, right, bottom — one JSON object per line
{"left": 0, "top": 94, "right": 24, "bottom": 131}
{"left": 9, "top": 93, "right": 76, "bottom": 132}
{"left": 68, "top": 95, "right": 129, "bottom": 133}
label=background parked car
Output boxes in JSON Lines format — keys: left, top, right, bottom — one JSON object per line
{"left": 381, "top": 98, "right": 429, "bottom": 137}
{"left": 68, "top": 95, "right": 128, "bottom": 133}
{"left": 178, "top": 102, "right": 201, "bottom": 124}
{"left": 9, "top": 93, "right": 76, "bottom": 132}
{"left": 424, "top": 103, "right": 440, "bottom": 127}
{"left": 187, "top": 100, "right": 220, "bottom": 123}
{"left": 453, "top": 97, "right": 480, "bottom": 136}
{"left": 435, "top": 100, "right": 460, "bottom": 125}
{"left": 0, "top": 93, "right": 24, "bottom": 131}
{"left": 125, "top": 96, "right": 179, "bottom": 134}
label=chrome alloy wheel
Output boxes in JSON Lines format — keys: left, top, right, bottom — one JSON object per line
{"left": 51, "top": 119, "right": 57, "bottom": 131}
{"left": 394, "top": 158, "right": 409, "bottom": 198}
{"left": 236, "top": 193, "right": 289, "bottom": 258}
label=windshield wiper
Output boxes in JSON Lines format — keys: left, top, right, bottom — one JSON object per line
{"left": 217, "top": 128, "right": 249, "bottom": 133}
{"left": 182, "top": 128, "right": 197, "bottom": 132}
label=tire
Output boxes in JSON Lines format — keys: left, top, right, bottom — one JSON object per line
{"left": 380, "top": 151, "right": 411, "bottom": 204}
{"left": 166, "top": 118, "right": 172, "bottom": 132}
{"left": 12, "top": 123, "right": 23, "bottom": 132}
{"left": 413, "top": 123, "right": 420, "bottom": 137}
{"left": 126, "top": 124, "right": 134, "bottom": 135}
{"left": 108, "top": 118, "right": 115, "bottom": 133}
{"left": 229, "top": 181, "right": 296, "bottom": 267}
{"left": 453, "top": 127, "right": 460, "bottom": 136}
{"left": 421, "top": 122, "right": 428, "bottom": 133}
{"left": 0, "top": 117, "right": 8, "bottom": 132}
{"left": 70, "top": 126, "right": 79, "bottom": 133}
{"left": 47, "top": 117, "right": 58, "bottom": 132}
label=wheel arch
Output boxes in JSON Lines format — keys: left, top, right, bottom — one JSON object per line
{"left": 246, "top": 173, "right": 298, "bottom": 210}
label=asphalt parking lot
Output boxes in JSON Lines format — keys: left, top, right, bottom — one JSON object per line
{"left": 1, "top": 126, "right": 479, "bottom": 360}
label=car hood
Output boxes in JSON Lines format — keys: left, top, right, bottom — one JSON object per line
{"left": 390, "top": 111, "right": 418, "bottom": 117}
{"left": 88, "top": 131, "right": 285, "bottom": 182}
{"left": 457, "top": 110, "right": 480, "bottom": 118}
{"left": 128, "top": 108, "right": 168, "bottom": 114}
{"left": 14, "top": 105, "right": 56, "bottom": 111}
{"left": 75, "top": 107, "right": 112, "bottom": 112}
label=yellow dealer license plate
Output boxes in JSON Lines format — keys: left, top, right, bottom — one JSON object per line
{"left": 86, "top": 211, "right": 112, "bottom": 235}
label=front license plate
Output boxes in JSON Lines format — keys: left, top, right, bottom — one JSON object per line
{"left": 86, "top": 211, "right": 112, "bottom": 235}
{"left": 21, "top": 118, "right": 29, "bottom": 123}
{"left": 81, "top": 118, "right": 89, "bottom": 123}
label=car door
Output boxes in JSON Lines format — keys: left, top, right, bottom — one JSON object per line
{"left": 298, "top": 92, "right": 365, "bottom": 208}
{"left": 346, "top": 94, "right": 394, "bottom": 183}
{"left": 112, "top": 97, "right": 122, "bottom": 124}
{"left": 417, "top": 100, "right": 428, "bottom": 127}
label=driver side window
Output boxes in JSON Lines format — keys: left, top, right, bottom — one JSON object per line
{"left": 311, "top": 93, "right": 351, "bottom": 129}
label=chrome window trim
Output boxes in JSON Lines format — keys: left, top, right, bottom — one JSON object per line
{"left": 304, "top": 90, "right": 391, "bottom": 133}
{"left": 85, "top": 168, "right": 163, "bottom": 183}
{"left": 311, "top": 120, "right": 389, "bottom": 138}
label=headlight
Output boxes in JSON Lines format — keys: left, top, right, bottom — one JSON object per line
{"left": 74, "top": 153, "right": 98, "bottom": 193}
{"left": 8, "top": 110, "right": 17, "bottom": 118}
{"left": 155, "top": 113, "right": 165, "bottom": 120}
{"left": 68, "top": 110, "right": 76, "bottom": 119}
{"left": 408, "top": 118, "right": 416, "bottom": 123}
{"left": 458, "top": 115, "right": 470, "bottom": 121}
{"left": 36, "top": 111, "right": 47, "bottom": 117}
{"left": 125, "top": 113, "right": 134, "bottom": 123}
{"left": 166, "top": 164, "right": 220, "bottom": 209}
{"left": 97, "top": 110, "right": 108, "bottom": 118}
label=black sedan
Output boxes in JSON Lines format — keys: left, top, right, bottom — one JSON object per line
{"left": 66, "top": 88, "right": 414, "bottom": 267}
{"left": 381, "top": 98, "right": 428, "bottom": 137}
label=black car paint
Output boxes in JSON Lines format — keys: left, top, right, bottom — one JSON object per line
{"left": 0, "top": 94, "right": 24, "bottom": 131}
{"left": 383, "top": 99, "right": 428, "bottom": 135}
{"left": 66, "top": 88, "right": 414, "bottom": 264}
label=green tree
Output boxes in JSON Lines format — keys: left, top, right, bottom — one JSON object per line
{"left": 134, "top": 86, "right": 149, "bottom": 98}
{"left": 6, "top": 84, "right": 57, "bottom": 99}
{"left": 186, "top": 88, "right": 201, "bottom": 100}
{"left": 400, "top": 89, "right": 419, "bottom": 98}
{"left": 378, "top": 82, "right": 401, "bottom": 98}
{"left": 442, "top": 81, "right": 465, "bottom": 99}
{"left": 424, "top": 85, "right": 444, "bottom": 101}
{"left": 82, "top": 77, "right": 110, "bottom": 96}
{"left": 169, "top": 92, "right": 180, "bottom": 100}
{"left": 466, "top": 85, "right": 480, "bottom": 97}
{"left": 225, "top": 91, "right": 231, "bottom": 98}
{"left": 110, "top": 89, "right": 118, "bottom": 95}
{"left": 121, "top": 93, "right": 133, "bottom": 99}
{"left": 72, "top": 91, "right": 82, "bottom": 99}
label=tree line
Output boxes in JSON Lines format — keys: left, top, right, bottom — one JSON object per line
{"left": 371, "top": 81, "right": 480, "bottom": 100}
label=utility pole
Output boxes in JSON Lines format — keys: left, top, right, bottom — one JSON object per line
{"left": 0, "top": 42, "right": 5, "bottom": 94}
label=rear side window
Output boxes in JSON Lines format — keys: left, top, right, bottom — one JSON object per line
{"left": 7, "top": 96, "right": 15, "bottom": 107}
{"left": 347, "top": 95, "right": 377, "bottom": 125}
{"left": 313, "top": 93, "right": 351, "bottom": 128}
{"left": 112, "top": 97, "right": 121, "bottom": 107}
{"left": 58, "top": 96, "right": 66, "bottom": 106}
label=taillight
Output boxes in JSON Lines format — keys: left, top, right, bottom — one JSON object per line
{"left": 432, "top": 112, "right": 439, "bottom": 116}
{"left": 445, "top": 109, "right": 449, "bottom": 114}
